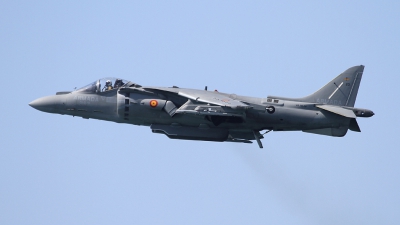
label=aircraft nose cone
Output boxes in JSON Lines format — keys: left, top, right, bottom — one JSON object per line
{"left": 29, "top": 95, "right": 62, "bottom": 113}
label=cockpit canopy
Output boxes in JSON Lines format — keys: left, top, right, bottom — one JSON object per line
{"left": 75, "top": 78, "right": 130, "bottom": 93}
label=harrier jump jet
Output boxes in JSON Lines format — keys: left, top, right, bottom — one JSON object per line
{"left": 29, "top": 65, "right": 374, "bottom": 148}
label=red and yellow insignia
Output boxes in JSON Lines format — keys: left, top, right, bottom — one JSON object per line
{"left": 344, "top": 77, "right": 350, "bottom": 81}
{"left": 150, "top": 100, "right": 158, "bottom": 108}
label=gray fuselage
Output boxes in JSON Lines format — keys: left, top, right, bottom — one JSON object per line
{"left": 32, "top": 87, "right": 347, "bottom": 132}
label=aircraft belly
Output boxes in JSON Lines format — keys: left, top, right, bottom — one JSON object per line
{"left": 151, "top": 124, "right": 229, "bottom": 142}
{"left": 258, "top": 107, "right": 317, "bottom": 131}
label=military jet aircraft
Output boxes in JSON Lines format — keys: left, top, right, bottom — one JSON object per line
{"left": 29, "top": 65, "right": 373, "bottom": 148}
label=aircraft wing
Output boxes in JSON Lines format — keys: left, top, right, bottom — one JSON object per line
{"left": 144, "top": 87, "right": 251, "bottom": 109}
{"left": 119, "top": 86, "right": 251, "bottom": 124}
{"left": 177, "top": 91, "right": 250, "bottom": 109}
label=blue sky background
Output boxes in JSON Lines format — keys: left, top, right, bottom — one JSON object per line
{"left": 1, "top": 1, "right": 399, "bottom": 224}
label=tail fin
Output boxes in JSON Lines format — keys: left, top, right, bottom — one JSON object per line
{"left": 269, "top": 66, "right": 365, "bottom": 106}
{"left": 300, "top": 65, "right": 364, "bottom": 106}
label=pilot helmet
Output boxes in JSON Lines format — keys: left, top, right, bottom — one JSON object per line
{"left": 106, "top": 80, "right": 111, "bottom": 86}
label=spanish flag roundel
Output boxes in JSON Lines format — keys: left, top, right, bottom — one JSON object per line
{"left": 150, "top": 100, "right": 158, "bottom": 108}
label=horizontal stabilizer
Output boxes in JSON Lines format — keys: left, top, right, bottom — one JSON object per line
{"left": 316, "top": 104, "right": 356, "bottom": 118}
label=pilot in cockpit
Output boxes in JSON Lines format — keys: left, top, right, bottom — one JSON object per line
{"left": 102, "top": 80, "right": 113, "bottom": 92}
{"left": 114, "top": 79, "right": 124, "bottom": 88}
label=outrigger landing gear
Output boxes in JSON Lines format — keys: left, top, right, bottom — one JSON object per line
{"left": 253, "top": 130, "right": 272, "bottom": 149}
